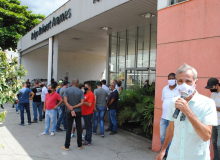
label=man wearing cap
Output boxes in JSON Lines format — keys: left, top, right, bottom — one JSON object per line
{"left": 205, "top": 78, "right": 220, "bottom": 160}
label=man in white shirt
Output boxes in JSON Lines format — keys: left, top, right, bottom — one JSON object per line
{"left": 205, "top": 78, "right": 220, "bottom": 160}
{"left": 160, "top": 73, "right": 180, "bottom": 158}
{"left": 41, "top": 82, "right": 48, "bottom": 119}
{"left": 101, "top": 80, "right": 110, "bottom": 100}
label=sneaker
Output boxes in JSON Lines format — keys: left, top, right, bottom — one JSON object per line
{"left": 56, "top": 128, "right": 64, "bottom": 132}
{"left": 82, "top": 133, "right": 85, "bottom": 138}
{"left": 40, "top": 132, "right": 49, "bottom": 135}
{"left": 19, "top": 123, "right": 24, "bottom": 126}
{"left": 31, "top": 121, "right": 38, "bottom": 123}
{"left": 61, "top": 146, "right": 69, "bottom": 151}
{"left": 16, "top": 111, "right": 19, "bottom": 114}
{"left": 50, "top": 132, "right": 55, "bottom": 136}
{"left": 105, "top": 128, "right": 112, "bottom": 132}
{"left": 92, "top": 132, "right": 97, "bottom": 135}
{"left": 78, "top": 145, "right": 83, "bottom": 150}
{"left": 71, "top": 133, "right": 74, "bottom": 138}
{"left": 28, "top": 122, "right": 31, "bottom": 125}
{"left": 109, "top": 131, "right": 117, "bottom": 135}
{"left": 100, "top": 134, "right": 104, "bottom": 137}
{"left": 63, "top": 128, "right": 67, "bottom": 131}
{"left": 39, "top": 119, "right": 42, "bottom": 121}
{"left": 83, "top": 141, "right": 92, "bottom": 146}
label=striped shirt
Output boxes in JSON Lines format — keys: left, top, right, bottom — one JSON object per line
{"left": 211, "top": 92, "right": 220, "bottom": 125}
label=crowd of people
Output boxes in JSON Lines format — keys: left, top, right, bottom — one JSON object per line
{"left": 15, "top": 77, "right": 123, "bottom": 150}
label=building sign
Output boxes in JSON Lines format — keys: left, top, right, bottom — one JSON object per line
{"left": 31, "top": 9, "right": 71, "bottom": 40}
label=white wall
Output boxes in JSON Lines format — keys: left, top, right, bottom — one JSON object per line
{"left": 21, "top": 49, "right": 106, "bottom": 84}
{"left": 57, "top": 51, "right": 106, "bottom": 83}
{"left": 157, "top": 0, "right": 169, "bottom": 10}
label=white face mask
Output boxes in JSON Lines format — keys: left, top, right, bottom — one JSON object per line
{"left": 145, "top": 82, "right": 148, "bottom": 85}
{"left": 177, "top": 82, "right": 196, "bottom": 97}
{"left": 81, "top": 89, "right": 85, "bottom": 92}
{"left": 168, "top": 80, "right": 176, "bottom": 86}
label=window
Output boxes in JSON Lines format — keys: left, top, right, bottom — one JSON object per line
{"left": 170, "top": 0, "right": 188, "bottom": 5}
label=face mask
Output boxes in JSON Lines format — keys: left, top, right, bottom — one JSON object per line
{"left": 210, "top": 89, "right": 217, "bottom": 92}
{"left": 84, "top": 87, "right": 89, "bottom": 92}
{"left": 48, "top": 90, "right": 52, "bottom": 93}
{"left": 145, "top": 82, "right": 148, "bottom": 85}
{"left": 177, "top": 82, "right": 196, "bottom": 97}
{"left": 81, "top": 89, "right": 85, "bottom": 92}
{"left": 168, "top": 80, "right": 176, "bottom": 86}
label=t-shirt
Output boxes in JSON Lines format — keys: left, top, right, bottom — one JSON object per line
{"left": 41, "top": 86, "right": 48, "bottom": 102}
{"left": 19, "top": 88, "right": 32, "bottom": 103}
{"left": 94, "top": 88, "right": 108, "bottom": 107}
{"left": 211, "top": 92, "right": 220, "bottom": 125}
{"left": 161, "top": 85, "right": 179, "bottom": 120}
{"left": 107, "top": 89, "right": 119, "bottom": 110}
{"left": 45, "top": 92, "right": 62, "bottom": 110}
{"left": 102, "top": 84, "right": 110, "bottom": 100}
{"left": 81, "top": 91, "right": 95, "bottom": 115}
{"left": 32, "top": 87, "right": 42, "bottom": 102}
{"left": 59, "top": 87, "right": 66, "bottom": 107}
{"left": 64, "top": 86, "right": 84, "bottom": 112}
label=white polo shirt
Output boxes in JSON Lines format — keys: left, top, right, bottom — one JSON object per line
{"left": 41, "top": 86, "right": 48, "bottom": 102}
{"left": 161, "top": 85, "right": 179, "bottom": 120}
{"left": 211, "top": 92, "right": 220, "bottom": 125}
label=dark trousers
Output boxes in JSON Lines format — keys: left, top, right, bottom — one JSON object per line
{"left": 83, "top": 113, "right": 93, "bottom": 143}
{"left": 65, "top": 112, "right": 82, "bottom": 148}
{"left": 19, "top": 103, "right": 31, "bottom": 124}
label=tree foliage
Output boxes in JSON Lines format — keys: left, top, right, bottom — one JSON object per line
{"left": 0, "top": 51, "right": 27, "bottom": 108}
{"left": 0, "top": 0, "right": 45, "bottom": 50}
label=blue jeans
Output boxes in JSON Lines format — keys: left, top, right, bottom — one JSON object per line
{"left": 212, "top": 125, "right": 220, "bottom": 160}
{"left": 83, "top": 113, "right": 93, "bottom": 143}
{"left": 56, "top": 106, "right": 67, "bottom": 129}
{"left": 108, "top": 109, "right": 117, "bottom": 132}
{"left": 32, "top": 102, "right": 42, "bottom": 121}
{"left": 16, "top": 103, "right": 20, "bottom": 112}
{"left": 93, "top": 106, "right": 106, "bottom": 135}
{"left": 44, "top": 109, "right": 57, "bottom": 134}
{"left": 19, "top": 103, "right": 31, "bottom": 124}
{"left": 160, "top": 118, "right": 171, "bottom": 156}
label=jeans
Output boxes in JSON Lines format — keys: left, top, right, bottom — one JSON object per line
{"left": 65, "top": 112, "right": 82, "bottom": 148}
{"left": 160, "top": 118, "right": 171, "bottom": 156}
{"left": 108, "top": 109, "right": 117, "bottom": 132}
{"left": 32, "top": 102, "right": 43, "bottom": 121}
{"left": 19, "top": 103, "right": 31, "bottom": 124}
{"left": 83, "top": 113, "right": 93, "bottom": 143}
{"left": 93, "top": 106, "right": 106, "bottom": 135}
{"left": 44, "top": 109, "right": 57, "bottom": 134}
{"left": 56, "top": 106, "right": 67, "bottom": 129}
{"left": 212, "top": 125, "right": 220, "bottom": 160}
{"left": 16, "top": 103, "right": 20, "bottom": 112}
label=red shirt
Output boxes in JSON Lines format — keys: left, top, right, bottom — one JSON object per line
{"left": 45, "top": 92, "right": 62, "bottom": 110}
{"left": 81, "top": 91, "right": 95, "bottom": 115}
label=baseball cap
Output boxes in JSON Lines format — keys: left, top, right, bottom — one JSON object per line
{"left": 59, "top": 80, "right": 63, "bottom": 83}
{"left": 205, "top": 78, "right": 219, "bottom": 89}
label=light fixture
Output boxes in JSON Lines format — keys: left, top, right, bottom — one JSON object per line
{"left": 100, "top": 27, "right": 112, "bottom": 30}
{"left": 141, "top": 13, "right": 156, "bottom": 18}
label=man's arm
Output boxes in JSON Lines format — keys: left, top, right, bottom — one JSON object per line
{"left": 29, "top": 92, "right": 34, "bottom": 100}
{"left": 107, "top": 99, "right": 114, "bottom": 108}
{"left": 64, "top": 96, "right": 73, "bottom": 111}
{"left": 175, "top": 98, "right": 212, "bottom": 141}
{"left": 155, "top": 122, "right": 174, "bottom": 160}
{"left": 73, "top": 99, "right": 84, "bottom": 108}
{"left": 216, "top": 106, "right": 220, "bottom": 112}
{"left": 43, "top": 100, "right": 46, "bottom": 112}
{"left": 94, "top": 96, "right": 97, "bottom": 111}
{"left": 54, "top": 99, "right": 63, "bottom": 110}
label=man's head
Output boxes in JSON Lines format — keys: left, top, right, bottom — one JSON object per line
{"left": 22, "top": 82, "right": 27, "bottom": 88}
{"left": 63, "top": 80, "right": 68, "bottom": 88}
{"left": 96, "top": 81, "right": 102, "bottom": 88}
{"left": 48, "top": 84, "right": 56, "bottom": 94}
{"left": 117, "top": 81, "right": 122, "bottom": 87}
{"left": 145, "top": 79, "right": 149, "bottom": 85}
{"left": 34, "top": 80, "right": 39, "bottom": 87}
{"left": 71, "top": 78, "right": 79, "bottom": 87}
{"left": 110, "top": 83, "right": 115, "bottom": 90}
{"left": 59, "top": 79, "right": 63, "bottom": 87}
{"left": 41, "top": 82, "right": 45, "bottom": 87}
{"left": 101, "top": 79, "right": 106, "bottom": 85}
{"left": 84, "top": 83, "right": 92, "bottom": 93}
{"left": 168, "top": 73, "right": 176, "bottom": 86}
{"left": 27, "top": 79, "right": 29, "bottom": 82}
{"left": 64, "top": 76, "right": 68, "bottom": 81}
{"left": 205, "top": 78, "right": 220, "bottom": 93}
{"left": 113, "top": 80, "right": 117, "bottom": 83}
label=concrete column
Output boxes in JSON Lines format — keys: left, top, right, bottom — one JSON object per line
{"left": 105, "top": 35, "right": 110, "bottom": 85}
{"left": 47, "top": 37, "right": 53, "bottom": 86}
{"left": 52, "top": 35, "right": 59, "bottom": 82}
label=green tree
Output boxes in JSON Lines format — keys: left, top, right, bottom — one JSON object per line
{"left": 0, "top": 0, "right": 45, "bottom": 50}
{"left": 0, "top": 51, "right": 27, "bottom": 120}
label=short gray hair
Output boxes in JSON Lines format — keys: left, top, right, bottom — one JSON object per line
{"left": 176, "top": 63, "right": 197, "bottom": 80}
{"left": 71, "top": 78, "right": 79, "bottom": 85}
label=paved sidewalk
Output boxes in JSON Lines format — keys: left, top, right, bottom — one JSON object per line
{"left": 0, "top": 103, "right": 157, "bottom": 160}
